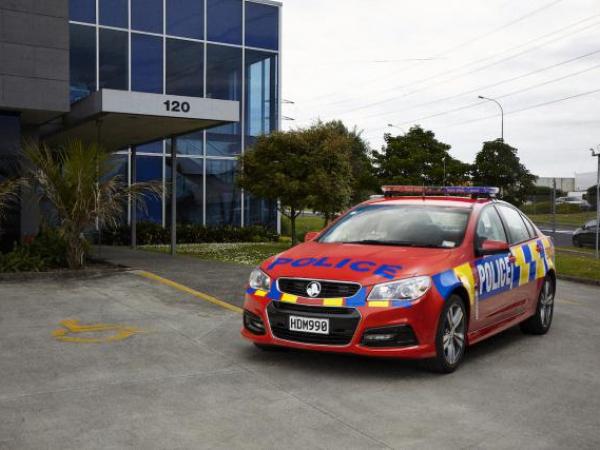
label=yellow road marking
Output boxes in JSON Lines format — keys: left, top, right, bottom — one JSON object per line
{"left": 135, "top": 270, "right": 243, "bottom": 314}
{"left": 52, "top": 319, "right": 143, "bottom": 343}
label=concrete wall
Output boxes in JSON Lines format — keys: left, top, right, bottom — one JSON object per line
{"left": 535, "top": 177, "right": 576, "bottom": 193}
{"left": 0, "top": 0, "right": 69, "bottom": 124}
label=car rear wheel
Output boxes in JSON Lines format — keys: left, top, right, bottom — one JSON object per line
{"left": 572, "top": 236, "right": 582, "bottom": 247}
{"left": 427, "top": 295, "right": 466, "bottom": 374}
{"left": 520, "top": 276, "right": 554, "bottom": 335}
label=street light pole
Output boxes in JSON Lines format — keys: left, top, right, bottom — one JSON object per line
{"left": 478, "top": 96, "right": 504, "bottom": 142}
{"left": 591, "top": 146, "right": 600, "bottom": 259}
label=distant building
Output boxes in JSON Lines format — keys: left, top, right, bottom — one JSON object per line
{"left": 535, "top": 177, "right": 575, "bottom": 193}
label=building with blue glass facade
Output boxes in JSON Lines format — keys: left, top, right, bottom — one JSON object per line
{"left": 0, "top": 0, "right": 281, "bottom": 246}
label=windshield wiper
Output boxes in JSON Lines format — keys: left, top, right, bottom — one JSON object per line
{"left": 343, "top": 240, "right": 442, "bottom": 248}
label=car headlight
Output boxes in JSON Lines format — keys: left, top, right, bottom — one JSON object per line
{"left": 249, "top": 268, "right": 271, "bottom": 291}
{"left": 368, "top": 276, "right": 431, "bottom": 302}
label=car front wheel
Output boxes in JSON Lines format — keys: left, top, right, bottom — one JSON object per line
{"left": 428, "top": 295, "right": 467, "bottom": 374}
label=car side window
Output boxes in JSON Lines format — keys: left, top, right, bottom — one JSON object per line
{"left": 476, "top": 206, "right": 508, "bottom": 246}
{"left": 497, "top": 205, "right": 530, "bottom": 244}
{"left": 520, "top": 213, "right": 537, "bottom": 239}
{"left": 585, "top": 219, "right": 597, "bottom": 229}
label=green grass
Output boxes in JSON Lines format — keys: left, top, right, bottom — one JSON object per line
{"left": 280, "top": 215, "right": 325, "bottom": 238}
{"left": 141, "top": 242, "right": 290, "bottom": 266}
{"left": 555, "top": 252, "right": 600, "bottom": 282}
{"left": 528, "top": 212, "right": 596, "bottom": 228}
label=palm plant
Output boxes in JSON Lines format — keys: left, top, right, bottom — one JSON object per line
{"left": 0, "top": 178, "right": 19, "bottom": 221}
{"left": 23, "top": 139, "right": 162, "bottom": 269}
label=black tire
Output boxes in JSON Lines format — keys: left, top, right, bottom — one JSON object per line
{"left": 520, "top": 276, "right": 555, "bottom": 335}
{"left": 427, "top": 295, "right": 467, "bottom": 374}
{"left": 572, "top": 237, "right": 581, "bottom": 247}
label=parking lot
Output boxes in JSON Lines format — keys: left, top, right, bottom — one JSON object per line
{"left": 1, "top": 267, "right": 599, "bottom": 449}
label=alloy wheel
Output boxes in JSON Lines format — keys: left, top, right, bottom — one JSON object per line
{"left": 442, "top": 304, "right": 465, "bottom": 365}
{"left": 540, "top": 280, "right": 554, "bottom": 328}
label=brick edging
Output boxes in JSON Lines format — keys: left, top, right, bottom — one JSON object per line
{"left": 557, "top": 274, "right": 600, "bottom": 287}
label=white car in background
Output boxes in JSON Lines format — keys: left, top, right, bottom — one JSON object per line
{"left": 556, "top": 196, "right": 591, "bottom": 210}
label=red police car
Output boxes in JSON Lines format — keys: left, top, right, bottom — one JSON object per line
{"left": 241, "top": 186, "right": 556, "bottom": 373}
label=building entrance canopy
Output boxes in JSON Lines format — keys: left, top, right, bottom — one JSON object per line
{"left": 42, "top": 89, "right": 239, "bottom": 150}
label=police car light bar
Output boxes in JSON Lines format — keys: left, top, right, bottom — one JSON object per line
{"left": 381, "top": 185, "right": 500, "bottom": 198}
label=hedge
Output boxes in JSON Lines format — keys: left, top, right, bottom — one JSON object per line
{"left": 97, "top": 222, "right": 279, "bottom": 246}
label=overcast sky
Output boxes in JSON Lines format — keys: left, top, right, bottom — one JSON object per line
{"left": 279, "top": 0, "right": 600, "bottom": 178}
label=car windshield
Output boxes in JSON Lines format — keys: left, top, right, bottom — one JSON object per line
{"left": 319, "top": 204, "right": 471, "bottom": 248}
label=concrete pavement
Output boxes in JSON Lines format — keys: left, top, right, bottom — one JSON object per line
{"left": 1, "top": 267, "right": 599, "bottom": 449}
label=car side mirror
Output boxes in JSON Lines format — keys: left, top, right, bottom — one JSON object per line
{"left": 478, "top": 239, "right": 510, "bottom": 256}
{"left": 304, "top": 231, "right": 320, "bottom": 242}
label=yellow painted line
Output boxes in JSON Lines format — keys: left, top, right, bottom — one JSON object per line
{"left": 52, "top": 319, "right": 143, "bottom": 343}
{"left": 135, "top": 270, "right": 243, "bottom": 314}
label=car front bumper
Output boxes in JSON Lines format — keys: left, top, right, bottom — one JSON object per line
{"left": 241, "top": 289, "right": 445, "bottom": 358}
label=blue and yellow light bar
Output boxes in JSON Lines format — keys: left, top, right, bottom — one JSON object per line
{"left": 382, "top": 185, "right": 499, "bottom": 198}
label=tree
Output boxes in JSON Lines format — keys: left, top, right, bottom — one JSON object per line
{"left": 586, "top": 185, "right": 598, "bottom": 211}
{"left": 238, "top": 131, "right": 314, "bottom": 245}
{"left": 309, "top": 120, "right": 378, "bottom": 204}
{"left": 374, "top": 126, "right": 471, "bottom": 186}
{"left": 23, "top": 139, "right": 162, "bottom": 269}
{"left": 303, "top": 122, "right": 356, "bottom": 225}
{"left": 472, "top": 139, "right": 537, "bottom": 206}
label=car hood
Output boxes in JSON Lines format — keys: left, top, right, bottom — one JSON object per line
{"left": 260, "top": 242, "right": 466, "bottom": 286}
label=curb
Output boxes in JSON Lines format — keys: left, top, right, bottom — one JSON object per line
{"left": 0, "top": 262, "right": 130, "bottom": 282}
{"left": 557, "top": 274, "right": 600, "bottom": 287}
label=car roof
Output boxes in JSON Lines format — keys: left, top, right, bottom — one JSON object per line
{"left": 362, "top": 196, "right": 490, "bottom": 209}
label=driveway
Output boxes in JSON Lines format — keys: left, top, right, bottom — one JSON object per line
{"left": 1, "top": 264, "right": 599, "bottom": 449}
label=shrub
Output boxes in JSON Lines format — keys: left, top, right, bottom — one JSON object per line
{"left": 521, "top": 202, "right": 582, "bottom": 215}
{"left": 0, "top": 230, "right": 68, "bottom": 273}
{"left": 98, "top": 222, "right": 279, "bottom": 246}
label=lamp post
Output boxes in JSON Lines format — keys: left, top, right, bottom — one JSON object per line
{"left": 591, "top": 146, "right": 600, "bottom": 259}
{"left": 478, "top": 96, "right": 504, "bottom": 142}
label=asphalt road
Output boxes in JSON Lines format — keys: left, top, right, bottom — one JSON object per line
{"left": 1, "top": 270, "right": 599, "bottom": 449}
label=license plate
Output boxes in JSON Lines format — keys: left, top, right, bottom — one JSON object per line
{"left": 289, "top": 316, "right": 329, "bottom": 335}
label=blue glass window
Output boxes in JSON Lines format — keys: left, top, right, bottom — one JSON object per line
{"left": 137, "top": 141, "right": 163, "bottom": 154}
{"left": 206, "top": 45, "right": 242, "bottom": 100}
{"left": 99, "top": 0, "right": 128, "bottom": 28}
{"left": 167, "top": 0, "right": 204, "bottom": 40}
{"left": 132, "top": 34, "right": 164, "bottom": 94}
{"left": 99, "top": 29, "right": 128, "bottom": 90}
{"left": 132, "top": 0, "right": 163, "bottom": 33}
{"left": 245, "top": 2, "right": 279, "bottom": 50}
{"left": 207, "top": 0, "right": 242, "bottom": 45}
{"left": 166, "top": 39, "right": 204, "bottom": 97}
{"left": 135, "top": 156, "right": 163, "bottom": 224}
{"left": 244, "top": 195, "right": 277, "bottom": 229}
{"left": 206, "top": 159, "right": 240, "bottom": 226}
{"left": 70, "top": 24, "right": 97, "bottom": 103}
{"left": 206, "top": 45, "right": 242, "bottom": 156}
{"left": 167, "top": 158, "right": 204, "bottom": 225}
{"left": 245, "top": 50, "right": 278, "bottom": 147}
{"left": 70, "top": 0, "right": 96, "bottom": 23}
{"left": 167, "top": 132, "right": 203, "bottom": 156}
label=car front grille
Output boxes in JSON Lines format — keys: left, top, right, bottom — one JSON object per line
{"left": 277, "top": 278, "right": 361, "bottom": 299}
{"left": 267, "top": 301, "right": 360, "bottom": 346}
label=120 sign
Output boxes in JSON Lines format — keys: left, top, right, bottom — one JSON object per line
{"left": 164, "top": 100, "right": 190, "bottom": 113}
